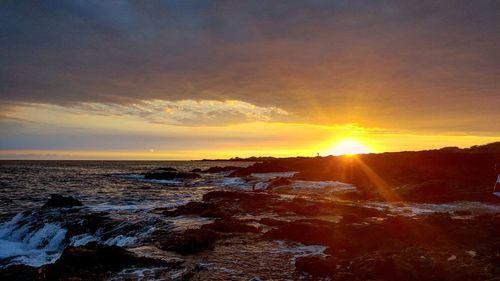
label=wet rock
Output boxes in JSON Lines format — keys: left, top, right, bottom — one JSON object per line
{"left": 202, "top": 190, "right": 280, "bottom": 214}
{"left": 0, "top": 265, "right": 37, "bottom": 281}
{"left": 190, "top": 168, "right": 202, "bottom": 173}
{"left": 201, "top": 218, "right": 260, "bottom": 233}
{"left": 42, "top": 194, "right": 83, "bottom": 208}
{"left": 143, "top": 171, "right": 201, "bottom": 180}
{"left": 203, "top": 166, "right": 240, "bottom": 173}
{"left": 453, "top": 210, "right": 472, "bottom": 216}
{"left": 64, "top": 212, "right": 112, "bottom": 238}
{"left": 281, "top": 197, "right": 382, "bottom": 217}
{"left": 340, "top": 213, "right": 363, "bottom": 224}
{"left": 295, "top": 256, "right": 340, "bottom": 277}
{"left": 159, "top": 228, "right": 221, "bottom": 255}
{"left": 162, "top": 201, "right": 236, "bottom": 218}
{"left": 264, "top": 219, "right": 338, "bottom": 246}
{"left": 259, "top": 218, "right": 288, "bottom": 227}
{"left": 202, "top": 190, "right": 277, "bottom": 203}
{"left": 265, "top": 177, "right": 292, "bottom": 190}
{"left": 348, "top": 248, "right": 450, "bottom": 281}
{"left": 332, "top": 272, "right": 356, "bottom": 281}
{"left": 40, "top": 242, "right": 172, "bottom": 280}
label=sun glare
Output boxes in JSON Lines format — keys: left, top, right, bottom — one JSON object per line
{"left": 330, "top": 138, "right": 370, "bottom": 156}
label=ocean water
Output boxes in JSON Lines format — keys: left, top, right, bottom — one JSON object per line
{"left": 0, "top": 160, "right": 251, "bottom": 218}
{"left": 1, "top": 160, "right": 499, "bottom": 279}
{"left": 0, "top": 161, "right": 252, "bottom": 268}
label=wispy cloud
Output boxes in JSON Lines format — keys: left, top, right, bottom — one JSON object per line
{"left": 30, "top": 99, "right": 289, "bottom": 126}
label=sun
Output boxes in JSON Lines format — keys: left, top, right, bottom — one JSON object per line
{"left": 330, "top": 138, "right": 370, "bottom": 156}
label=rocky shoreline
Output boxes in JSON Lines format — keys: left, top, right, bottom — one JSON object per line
{"left": 2, "top": 188, "right": 499, "bottom": 280}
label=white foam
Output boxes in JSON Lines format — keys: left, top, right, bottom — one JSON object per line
{"left": 290, "top": 180, "right": 355, "bottom": 191}
{"left": 88, "top": 203, "right": 155, "bottom": 212}
{"left": 273, "top": 241, "right": 327, "bottom": 265}
{"left": 104, "top": 235, "right": 137, "bottom": 247}
{"left": 366, "top": 201, "right": 500, "bottom": 216}
{"left": 70, "top": 234, "right": 97, "bottom": 247}
{"left": 218, "top": 177, "right": 249, "bottom": 188}
{"left": 110, "top": 267, "right": 172, "bottom": 281}
{"left": 0, "top": 213, "right": 67, "bottom": 267}
{"left": 254, "top": 178, "right": 356, "bottom": 193}
{"left": 121, "top": 174, "right": 145, "bottom": 180}
{"left": 250, "top": 172, "right": 298, "bottom": 180}
{"left": 121, "top": 174, "right": 183, "bottom": 185}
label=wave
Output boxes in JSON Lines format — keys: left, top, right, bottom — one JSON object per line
{"left": 0, "top": 208, "right": 170, "bottom": 268}
{"left": 0, "top": 212, "right": 66, "bottom": 267}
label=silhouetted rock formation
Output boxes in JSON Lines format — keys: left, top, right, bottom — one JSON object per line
{"left": 202, "top": 166, "right": 240, "bottom": 173}
{"left": 228, "top": 142, "right": 500, "bottom": 202}
{"left": 42, "top": 194, "right": 83, "bottom": 208}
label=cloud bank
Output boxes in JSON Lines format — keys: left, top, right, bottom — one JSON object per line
{"left": 1, "top": 0, "right": 499, "bottom": 133}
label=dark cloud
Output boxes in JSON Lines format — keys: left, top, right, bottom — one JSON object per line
{"left": 1, "top": 0, "right": 499, "bottom": 132}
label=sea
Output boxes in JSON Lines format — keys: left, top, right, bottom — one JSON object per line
{"left": 1, "top": 160, "right": 499, "bottom": 280}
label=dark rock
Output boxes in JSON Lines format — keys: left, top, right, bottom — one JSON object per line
{"left": 224, "top": 145, "right": 500, "bottom": 203}
{"left": 201, "top": 218, "right": 260, "bottom": 233}
{"left": 159, "top": 228, "right": 221, "bottom": 255}
{"left": 281, "top": 197, "right": 383, "bottom": 217}
{"left": 453, "top": 210, "right": 472, "bottom": 216}
{"left": 42, "top": 194, "right": 83, "bottom": 208}
{"left": 266, "top": 177, "right": 292, "bottom": 190}
{"left": 295, "top": 256, "right": 340, "bottom": 277}
{"left": 190, "top": 168, "right": 202, "bottom": 173}
{"left": 203, "top": 190, "right": 281, "bottom": 216}
{"left": 40, "top": 242, "right": 172, "bottom": 280}
{"left": 203, "top": 166, "right": 240, "bottom": 173}
{"left": 64, "top": 212, "right": 111, "bottom": 238}
{"left": 202, "top": 190, "right": 277, "bottom": 202}
{"left": 259, "top": 218, "right": 288, "bottom": 227}
{"left": 348, "top": 248, "right": 449, "bottom": 281}
{"left": 333, "top": 272, "right": 356, "bottom": 281}
{"left": 163, "top": 201, "right": 236, "bottom": 218}
{"left": 0, "top": 265, "right": 37, "bottom": 281}
{"left": 264, "top": 219, "right": 338, "bottom": 246}
{"left": 228, "top": 161, "right": 292, "bottom": 177}
{"left": 143, "top": 171, "right": 201, "bottom": 180}
{"left": 340, "top": 213, "right": 363, "bottom": 224}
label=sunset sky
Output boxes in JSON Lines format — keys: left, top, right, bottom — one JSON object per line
{"left": 1, "top": 1, "right": 499, "bottom": 160}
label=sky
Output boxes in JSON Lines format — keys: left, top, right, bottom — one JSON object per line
{"left": 0, "top": 0, "right": 499, "bottom": 160}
